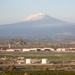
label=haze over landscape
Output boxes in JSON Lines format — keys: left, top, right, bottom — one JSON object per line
{"left": 0, "top": 0, "right": 75, "bottom": 40}
{"left": 0, "top": 13, "right": 75, "bottom": 40}
{"left": 1, "top": 1, "right": 75, "bottom": 74}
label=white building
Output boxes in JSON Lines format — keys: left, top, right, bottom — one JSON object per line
{"left": 30, "top": 48, "right": 38, "bottom": 52}
{"left": 56, "top": 48, "right": 66, "bottom": 52}
{"left": 6, "top": 49, "right": 15, "bottom": 52}
{"left": 42, "top": 59, "right": 48, "bottom": 64}
{"left": 61, "top": 48, "right": 66, "bottom": 51}
{"left": 6, "top": 49, "right": 21, "bottom": 52}
{"left": 41, "top": 48, "right": 54, "bottom": 51}
{"left": 49, "top": 48, "right": 55, "bottom": 51}
{"left": 22, "top": 49, "right": 30, "bottom": 52}
{"left": 26, "top": 59, "right": 32, "bottom": 64}
{"left": 22, "top": 48, "right": 39, "bottom": 52}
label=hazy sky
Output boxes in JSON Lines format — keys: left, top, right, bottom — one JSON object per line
{"left": 0, "top": 0, "right": 75, "bottom": 24}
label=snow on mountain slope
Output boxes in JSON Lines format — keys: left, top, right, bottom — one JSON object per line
{"left": 23, "top": 13, "right": 48, "bottom": 21}
{"left": 23, "top": 13, "right": 66, "bottom": 25}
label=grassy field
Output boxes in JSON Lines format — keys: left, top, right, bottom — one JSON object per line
{"left": 0, "top": 52, "right": 75, "bottom": 61}
{"left": 2, "top": 70, "right": 75, "bottom": 75}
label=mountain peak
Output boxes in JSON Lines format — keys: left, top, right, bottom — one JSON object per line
{"left": 23, "top": 13, "right": 66, "bottom": 24}
{"left": 23, "top": 13, "right": 49, "bottom": 21}
{"left": 36, "top": 13, "right": 46, "bottom": 16}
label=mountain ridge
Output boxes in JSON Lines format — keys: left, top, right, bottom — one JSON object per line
{"left": 0, "top": 13, "right": 75, "bottom": 39}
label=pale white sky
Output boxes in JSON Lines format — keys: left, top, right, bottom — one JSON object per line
{"left": 0, "top": 0, "right": 75, "bottom": 24}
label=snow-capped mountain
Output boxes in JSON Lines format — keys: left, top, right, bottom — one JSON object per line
{"left": 0, "top": 13, "right": 75, "bottom": 39}
{"left": 24, "top": 13, "right": 46, "bottom": 21}
{"left": 23, "top": 13, "right": 66, "bottom": 25}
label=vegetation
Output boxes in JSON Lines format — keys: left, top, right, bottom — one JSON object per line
{"left": 2, "top": 70, "right": 75, "bottom": 75}
{"left": 0, "top": 52, "right": 75, "bottom": 61}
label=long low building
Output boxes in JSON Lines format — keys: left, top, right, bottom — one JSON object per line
{"left": 56, "top": 48, "right": 66, "bottom": 52}
{"left": 22, "top": 48, "right": 55, "bottom": 52}
{"left": 2, "top": 47, "right": 75, "bottom": 52}
{"left": 6, "top": 49, "right": 21, "bottom": 52}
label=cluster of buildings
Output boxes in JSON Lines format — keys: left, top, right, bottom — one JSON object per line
{"left": 17, "top": 58, "right": 48, "bottom": 64}
{"left": 0, "top": 47, "right": 75, "bottom": 52}
{"left": 0, "top": 56, "right": 48, "bottom": 64}
{"left": 0, "top": 56, "right": 75, "bottom": 65}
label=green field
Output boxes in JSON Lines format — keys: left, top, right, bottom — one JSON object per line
{"left": 2, "top": 70, "right": 75, "bottom": 75}
{"left": 0, "top": 52, "right": 75, "bottom": 61}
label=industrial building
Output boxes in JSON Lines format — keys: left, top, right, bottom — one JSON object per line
{"left": 42, "top": 59, "right": 48, "bottom": 64}
{"left": 26, "top": 59, "right": 32, "bottom": 64}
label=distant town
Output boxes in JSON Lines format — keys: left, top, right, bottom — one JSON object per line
{"left": 1, "top": 47, "right": 75, "bottom": 52}
{"left": 0, "top": 39, "right": 75, "bottom": 71}
{"left": 0, "top": 39, "right": 75, "bottom": 52}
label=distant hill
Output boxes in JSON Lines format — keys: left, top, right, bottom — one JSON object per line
{"left": 0, "top": 13, "right": 75, "bottom": 39}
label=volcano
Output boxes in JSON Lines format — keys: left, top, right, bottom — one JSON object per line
{"left": 0, "top": 13, "right": 75, "bottom": 39}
